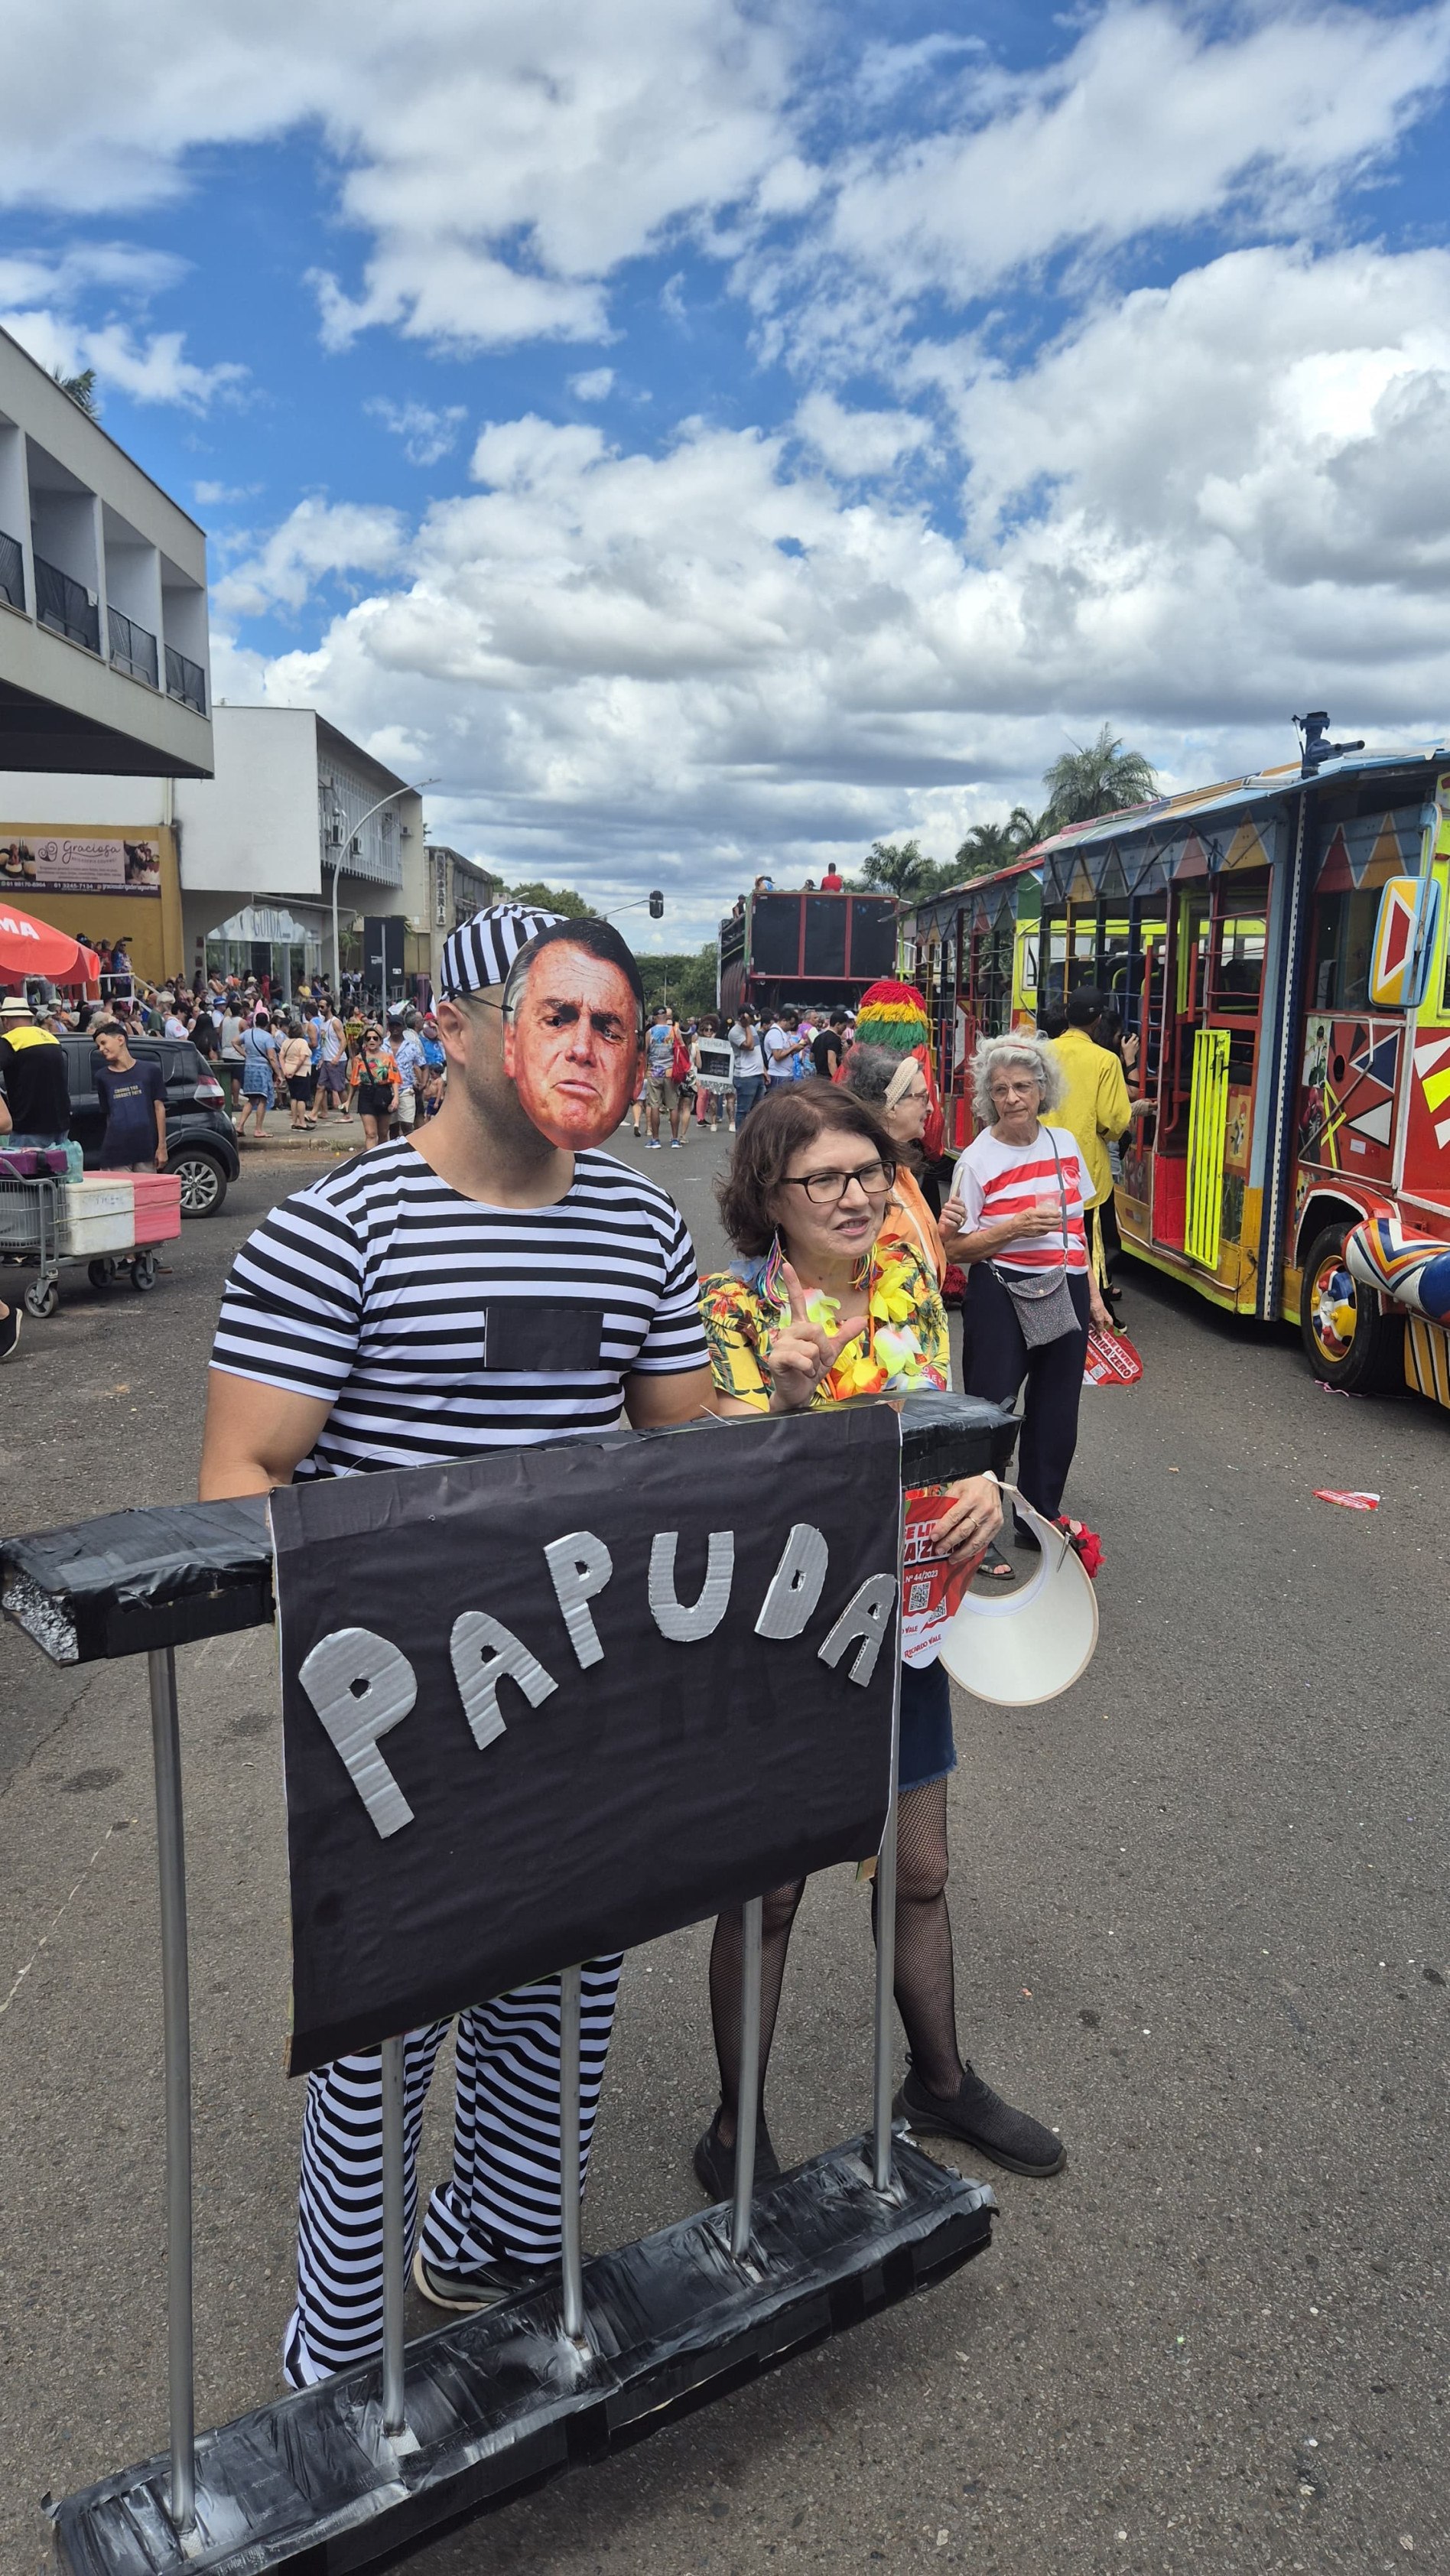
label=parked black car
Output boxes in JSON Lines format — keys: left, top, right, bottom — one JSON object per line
{"left": 60, "top": 1033, "right": 241, "bottom": 1215}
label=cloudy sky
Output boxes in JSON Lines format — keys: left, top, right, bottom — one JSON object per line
{"left": 6, "top": 0, "right": 1450, "bottom": 946}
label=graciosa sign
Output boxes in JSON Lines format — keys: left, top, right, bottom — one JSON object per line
{"left": 271, "top": 1403, "right": 900, "bottom": 2073}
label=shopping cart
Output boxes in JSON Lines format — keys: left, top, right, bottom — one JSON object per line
{"left": 0, "top": 1172, "right": 161, "bottom": 1316}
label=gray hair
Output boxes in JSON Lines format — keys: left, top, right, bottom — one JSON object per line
{"left": 970, "top": 1032, "right": 1065, "bottom": 1125}
{"left": 838, "top": 1041, "right": 899, "bottom": 1106}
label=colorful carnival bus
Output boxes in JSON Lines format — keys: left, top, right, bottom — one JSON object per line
{"left": 902, "top": 734, "right": 1450, "bottom": 1407}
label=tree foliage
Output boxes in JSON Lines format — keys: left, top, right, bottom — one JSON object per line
{"left": 1040, "top": 726, "right": 1158, "bottom": 827}
{"left": 52, "top": 366, "right": 98, "bottom": 417}
{"left": 638, "top": 942, "right": 718, "bottom": 1016}
{"left": 502, "top": 879, "right": 594, "bottom": 917}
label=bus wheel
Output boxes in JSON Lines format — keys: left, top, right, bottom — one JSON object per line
{"left": 1299, "top": 1224, "right": 1403, "bottom": 1392}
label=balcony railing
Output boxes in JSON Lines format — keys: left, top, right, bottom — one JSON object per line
{"left": 108, "top": 602, "right": 158, "bottom": 688}
{"left": 164, "top": 642, "right": 206, "bottom": 714}
{"left": 0, "top": 529, "right": 24, "bottom": 612}
{"left": 34, "top": 551, "right": 100, "bottom": 653}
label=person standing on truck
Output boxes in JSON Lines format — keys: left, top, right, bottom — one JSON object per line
{"left": 92, "top": 1019, "right": 168, "bottom": 1171}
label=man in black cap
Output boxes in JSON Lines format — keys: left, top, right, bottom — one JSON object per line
{"left": 200, "top": 903, "right": 715, "bottom": 2389}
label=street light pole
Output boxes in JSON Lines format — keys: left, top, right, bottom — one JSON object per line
{"left": 324, "top": 779, "right": 437, "bottom": 994}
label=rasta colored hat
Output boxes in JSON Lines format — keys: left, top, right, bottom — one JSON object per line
{"left": 852, "top": 977, "right": 931, "bottom": 1052}
{"left": 850, "top": 977, "right": 944, "bottom": 1159}
{"left": 438, "top": 903, "right": 567, "bottom": 999}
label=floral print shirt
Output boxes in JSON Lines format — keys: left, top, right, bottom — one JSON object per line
{"left": 699, "top": 1237, "right": 949, "bottom": 1411}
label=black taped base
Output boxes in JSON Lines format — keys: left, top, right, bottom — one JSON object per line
{"left": 50, "top": 2137, "right": 995, "bottom": 2574}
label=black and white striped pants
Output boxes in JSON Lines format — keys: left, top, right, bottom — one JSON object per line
{"left": 284, "top": 1957, "right": 623, "bottom": 2386}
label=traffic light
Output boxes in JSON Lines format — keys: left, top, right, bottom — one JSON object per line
{"left": 648, "top": 890, "right": 664, "bottom": 918}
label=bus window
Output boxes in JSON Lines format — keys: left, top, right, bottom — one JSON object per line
{"left": 1312, "top": 888, "right": 1377, "bottom": 1010}
{"left": 1210, "top": 903, "right": 1266, "bottom": 1012}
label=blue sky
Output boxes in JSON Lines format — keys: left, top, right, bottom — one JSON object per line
{"left": 7, "top": 1, "right": 1450, "bottom": 947}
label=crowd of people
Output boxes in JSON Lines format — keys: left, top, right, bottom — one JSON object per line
{"left": 196, "top": 901, "right": 1130, "bottom": 2392}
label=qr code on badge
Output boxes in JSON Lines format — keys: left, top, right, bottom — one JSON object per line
{"left": 906, "top": 1578, "right": 932, "bottom": 1613}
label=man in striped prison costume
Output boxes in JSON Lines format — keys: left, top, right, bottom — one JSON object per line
{"left": 200, "top": 904, "right": 715, "bottom": 2387}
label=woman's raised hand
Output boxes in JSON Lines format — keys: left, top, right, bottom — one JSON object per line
{"left": 766, "top": 1259, "right": 869, "bottom": 1412}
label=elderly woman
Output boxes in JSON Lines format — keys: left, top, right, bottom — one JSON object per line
{"left": 942, "top": 1033, "right": 1110, "bottom": 1546}
{"left": 695, "top": 1081, "right": 1066, "bottom": 2194}
{"left": 839, "top": 1041, "right": 945, "bottom": 1286}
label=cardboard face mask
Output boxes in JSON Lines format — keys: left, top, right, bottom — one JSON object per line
{"left": 502, "top": 944, "right": 642, "bottom": 1149}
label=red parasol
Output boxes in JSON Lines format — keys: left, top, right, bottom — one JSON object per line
{"left": 0, "top": 902, "right": 101, "bottom": 987}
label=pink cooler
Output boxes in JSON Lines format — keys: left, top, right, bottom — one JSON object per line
{"left": 129, "top": 1171, "right": 183, "bottom": 1244}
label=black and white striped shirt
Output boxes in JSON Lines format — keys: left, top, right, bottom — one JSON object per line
{"left": 211, "top": 1140, "right": 708, "bottom": 1478}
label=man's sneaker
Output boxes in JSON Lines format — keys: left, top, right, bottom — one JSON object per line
{"left": 644, "top": 1137, "right": 662, "bottom": 1148}
{"left": 692, "top": 2107, "right": 782, "bottom": 2202}
{"left": 412, "top": 2243, "right": 549, "bottom": 2313}
{"left": 892, "top": 2061, "right": 1066, "bottom": 2178}
{"left": 0, "top": 1305, "right": 19, "bottom": 1364}
{"left": 670, "top": 1137, "right": 683, "bottom": 1148}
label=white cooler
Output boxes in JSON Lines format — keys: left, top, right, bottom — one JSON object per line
{"left": 57, "top": 1176, "right": 135, "bottom": 1256}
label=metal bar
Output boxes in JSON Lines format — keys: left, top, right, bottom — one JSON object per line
{"left": 730, "top": 1898, "right": 763, "bottom": 2259}
{"left": 380, "top": 2034, "right": 407, "bottom": 2436}
{"left": 872, "top": 1498, "right": 908, "bottom": 2194}
{"left": 147, "top": 1646, "right": 196, "bottom": 2537}
{"left": 559, "top": 1966, "right": 586, "bottom": 2341}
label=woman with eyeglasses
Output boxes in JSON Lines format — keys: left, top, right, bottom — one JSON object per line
{"left": 693, "top": 1081, "right": 1066, "bottom": 2199}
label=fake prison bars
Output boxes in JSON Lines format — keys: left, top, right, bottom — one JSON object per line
{"left": 2, "top": 1390, "right": 1015, "bottom": 2576}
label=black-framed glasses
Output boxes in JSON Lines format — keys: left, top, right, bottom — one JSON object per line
{"left": 781, "top": 1156, "right": 896, "bottom": 1205}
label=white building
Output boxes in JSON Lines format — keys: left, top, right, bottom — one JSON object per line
{"left": 0, "top": 707, "right": 515, "bottom": 1000}
{"left": 0, "top": 324, "right": 211, "bottom": 781}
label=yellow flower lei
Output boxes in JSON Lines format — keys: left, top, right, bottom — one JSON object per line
{"left": 802, "top": 1244, "right": 944, "bottom": 1400}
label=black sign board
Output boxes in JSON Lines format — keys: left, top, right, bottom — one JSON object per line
{"left": 271, "top": 1404, "right": 901, "bottom": 2073}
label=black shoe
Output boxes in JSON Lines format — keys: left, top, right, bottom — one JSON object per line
{"left": 892, "top": 2063, "right": 1066, "bottom": 2178}
{"left": 692, "top": 2107, "right": 782, "bottom": 2201}
{"left": 0, "top": 1304, "right": 18, "bottom": 1363}
{"left": 411, "top": 2243, "right": 550, "bottom": 2312}
{"left": 1012, "top": 1517, "right": 1042, "bottom": 1553}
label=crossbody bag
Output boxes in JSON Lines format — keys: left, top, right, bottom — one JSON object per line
{"left": 990, "top": 1129, "right": 1079, "bottom": 1347}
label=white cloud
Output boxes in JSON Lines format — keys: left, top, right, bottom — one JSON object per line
{"left": 1, "top": 0, "right": 801, "bottom": 350}
{"left": 739, "top": 0, "right": 1450, "bottom": 379}
{"left": 194, "top": 479, "right": 262, "bottom": 506}
{"left": 213, "top": 496, "right": 408, "bottom": 618}
{"left": 364, "top": 395, "right": 467, "bottom": 465}
{"left": 213, "top": 237, "right": 1450, "bottom": 938}
{"left": 0, "top": 239, "right": 243, "bottom": 409}
{"left": 569, "top": 367, "right": 615, "bottom": 402}
{"left": 794, "top": 391, "right": 928, "bottom": 477}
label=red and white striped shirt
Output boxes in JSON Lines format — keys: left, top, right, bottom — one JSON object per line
{"left": 953, "top": 1124, "right": 1095, "bottom": 1273}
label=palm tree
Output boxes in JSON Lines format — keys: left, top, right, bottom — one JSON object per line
{"left": 52, "top": 366, "right": 99, "bottom": 418}
{"left": 863, "top": 838, "right": 939, "bottom": 900}
{"left": 1041, "top": 726, "right": 1157, "bottom": 828}
{"left": 1006, "top": 804, "right": 1055, "bottom": 851}
{"left": 953, "top": 821, "right": 1019, "bottom": 877}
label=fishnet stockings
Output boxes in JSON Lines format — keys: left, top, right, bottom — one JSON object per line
{"left": 707, "top": 1776, "right": 964, "bottom": 2144}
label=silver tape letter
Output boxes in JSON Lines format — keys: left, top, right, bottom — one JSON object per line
{"left": 544, "top": 1530, "right": 614, "bottom": 1670}
{"left": 649, "top": 1530, "right": 735, "bottom": 1642}
{"left": 449, "top": 1610, "right": 558, "bottom": 1751}
{"left": 298, "top": 1628, "right": 417, "bottom": 1837}
{"left": 818, "top": 1573, "right": 899, "bottom": 1686}
{"left": 755, "top": 1523, "right": 829, "bottom": 1640}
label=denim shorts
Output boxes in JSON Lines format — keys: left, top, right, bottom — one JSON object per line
{"left": 898, "top": 1656, "right": 956, "bottom": 1792}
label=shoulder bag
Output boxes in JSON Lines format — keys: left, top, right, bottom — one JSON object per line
{"left": 990, "top": 1128, "right": 1079, "bottom": 1347}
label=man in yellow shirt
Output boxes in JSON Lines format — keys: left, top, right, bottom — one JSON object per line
{"left": 1047, "top": 987, "right": 1133, "bottom": 1295}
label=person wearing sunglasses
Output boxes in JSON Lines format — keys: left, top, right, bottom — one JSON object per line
{"left": 693, "top": 1081, "right": 1065, "bottom": 2198}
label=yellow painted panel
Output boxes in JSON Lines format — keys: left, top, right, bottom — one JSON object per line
{"left": 1185, "top": 1028, "right": 1231, "bottom": 1267}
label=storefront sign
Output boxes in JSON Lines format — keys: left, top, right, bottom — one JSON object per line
{"left": 0, "top": 834, "right": 162, "bottom": 896}
{"left": 271, "top": 1407, "right": 901, "bottom": 2073}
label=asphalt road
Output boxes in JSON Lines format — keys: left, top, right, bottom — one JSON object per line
{"left": 2, "top": 1128, "right": 1446, "bottom": 2574}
